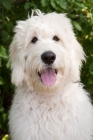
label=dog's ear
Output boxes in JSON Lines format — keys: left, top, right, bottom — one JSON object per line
{"left": 58, "top": 14, "right": 85, "bottom": 82}
{"left": 9, "top": 21, "right": 26, "bottom": 86}
{"left": 70, "top": 38, "right": 85, "bottom": 82}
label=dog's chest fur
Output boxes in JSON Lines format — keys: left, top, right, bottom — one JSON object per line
{"left": 9, "top": 83, "right": 93, "bottom": 140}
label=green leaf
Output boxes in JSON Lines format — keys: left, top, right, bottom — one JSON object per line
{"left": 24, "top": 2, "right": 31, "bottom": 10}
{"left": 68, "top": 0, "right": 75, "bottom": 3}
{"left": 75, "top": 2, "right": 84, "bottom": 8}
{"left": 88, "top": 79, "right": 93, "bottom": 84}
{"left": 0, "top": 46, "right": 8, "bottom": 59}
{"left": 0, "top": 113, "right": 7, "bottom": 122}
{"left": 1, "top": 30, "right": 9, "bottom": 41}
{"left": 73, "top": 21, "right": 82, "bottom": 31}
{"left": 41, "top": 0, "right": 49, "bottom": 7}
{"left": 76, "top": 0, "right": 83, "bottom": 1}
{"left": 0, "top": 58, "right": 2, "bottom": 67}
{"left": 0, "top": 25, "right": 2, "bottom": 30}
{"left": 84, "top": 26, "right": 92, "bottom": 35}
{"left": 2, "top": 134, "right": 10, "bottom": 140}
{"left": 6, "top": 60, "right": 10, "bottom": 68}
{"left": 90, "top": 71, "right": 93, "bottom": 75}
{"left": 50, "top": 0, "right": 56, "bottom": 9}
{"left": 59, "top": 0, "right": 67, "bottom": 10}
{"left": 0, "top": 104, "right": 4, "bottom": 113}
{"left": 2, "top": 0, "right": 11, "bottom": 10}
{"left": 6, "top": 22, "right": 13, "bottom": 32}
{"left": 89, "top": 62, "right": 93, "bottom": 70}
{"left": 0, "top": 76, "right": 5, "bottom": 85}
{"left": 0, "top": 113, "right": 8, "bottom": 132}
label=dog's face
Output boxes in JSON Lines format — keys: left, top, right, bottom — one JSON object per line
{"left": 9, "top": 10, "right": 85, "bottom": 94}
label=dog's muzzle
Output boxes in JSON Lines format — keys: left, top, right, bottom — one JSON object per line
{"left": 37, "top": 51, "right": 57, "bottom": 86}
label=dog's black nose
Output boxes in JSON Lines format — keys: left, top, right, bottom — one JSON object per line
{"left": 41, "top": 51, "right": 56, "bottom": 65}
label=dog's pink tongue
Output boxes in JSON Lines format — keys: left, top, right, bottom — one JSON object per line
{"left": 41, "top": 68, "right": 56, "bottom": 86}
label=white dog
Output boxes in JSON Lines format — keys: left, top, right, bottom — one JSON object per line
{"left": 9, "top": 10, "right": 93, "bottom": 140}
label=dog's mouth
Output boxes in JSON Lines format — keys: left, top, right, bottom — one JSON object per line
{"left": 37, "top": 68, "right": 58, "bottom": 86}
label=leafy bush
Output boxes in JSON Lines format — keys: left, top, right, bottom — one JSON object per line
{"left": 0, "top": 0, "right": 93, "bottom": 139}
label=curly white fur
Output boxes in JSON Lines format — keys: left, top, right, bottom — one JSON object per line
{"left": 9, "top": 10, "right": 93, "bottom": 140}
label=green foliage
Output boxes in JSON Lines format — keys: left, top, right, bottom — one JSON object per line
{"left": 0, "top": 0, "right": 93, "bottom": 139}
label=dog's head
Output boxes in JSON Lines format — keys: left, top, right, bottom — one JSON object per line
{"left": 9, "top": 10, "right": 85, "bottom": 94}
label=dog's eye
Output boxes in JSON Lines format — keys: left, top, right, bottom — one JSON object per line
{"left": 31, "top": 37, "right": 38, "bottom": 43}
{"left": 53, "top": 36, "right": 59, "bottom": 41}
